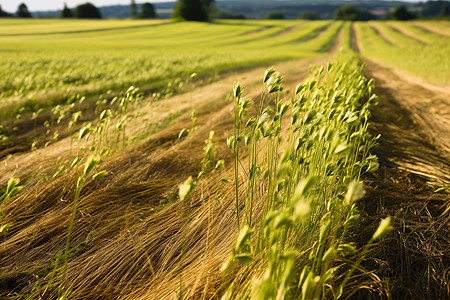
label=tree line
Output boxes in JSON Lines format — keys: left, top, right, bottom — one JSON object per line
{"left": 1, "top": 1, "right": 448, "bottom": 21}
{"left": 0, "top": 2, "right": 157, "bottom": 19}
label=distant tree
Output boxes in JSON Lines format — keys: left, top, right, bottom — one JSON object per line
{"left": 16, "top": 3, "right": 32, "bottom": 18}
{"left": 440, "top": 3, "right": 449, "bottom": 17}
{"left": 391, "top": 5, "right": 415, "bottom": 21}
{"left": 298, "top": 11, "right": 319, "bottom": 20}
{"left": 139, "top": 3, "right": 156, "bottom": 19}
{"left": 214, "top": 10, "right": 245, "bottom": 19}
{"left": 0, "top": 5, "right": 12, "bottom": 17}
{"left": 172, "top": 0, "right": 214, "bottom": 21}
{"left": 267, "top": 11, "right": 285, "bottom": 19}
{"left": 74, "top": 2, "right": 102, "bottom": 19}
{"left": 130, "top": 0, "right": 137, "bottom": 18}
{"left": 334, "top": 5, "right": 376, "bottom": 21}
{"left": 334, "top": 5, "right": 358, "bottom": 21}
{"left": 60, "top": 3, "right": 73, "bottom": 18}
{"left": 421, "top": 0, "right": 450, "bottom": 18}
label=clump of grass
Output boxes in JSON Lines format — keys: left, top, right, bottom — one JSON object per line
{"left": 0, "top": 177, "right": 23, "bottom": 228}
{"left": 222, "top": 50, "right": 389, "bottom": 299}
{"left": 37, "top": 86, "right": 144, "bottom": 297}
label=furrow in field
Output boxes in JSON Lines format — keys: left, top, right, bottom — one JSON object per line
{"left": 364, "top": 59, "right": 450, "bottom": 183}
{"left": 412, "top": 22, "right": 450, "bottom": 38}
{"left": 372, "top": 22, "right": 435, "bottom": 47}
{"left": 274, "top": 24, "right": 303, "bottom": 37}
{"left": 310, "top": 21, "right": 344, "bottom": 52}
{"left": 367, "top": 23, "right": 398, "bottom": 45}
{"left": 386, "top": 22, "right": 429, "bottom": 44}
{"left": 350, "top": 23, "right": 362, "bottom": 53}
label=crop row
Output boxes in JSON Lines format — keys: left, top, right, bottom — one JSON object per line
{"left": 355, "top": 21, "right": 450, "bottom": 86}
{"left": 215, "top": 49, "right": 390, "bottom": 299}
{"left": 0, "top": 20, "right": 342, "bottom": 120}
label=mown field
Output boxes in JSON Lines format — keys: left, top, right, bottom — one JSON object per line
{"left": 0, "top": 19, "right": 449, "bottom": 299}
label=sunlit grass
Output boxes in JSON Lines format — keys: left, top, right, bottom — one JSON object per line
{"left": 0, "top": 19, "right": 341, "bottom": 120}
{"left": 355, "top": 21, "right": 450, "bottom": 85}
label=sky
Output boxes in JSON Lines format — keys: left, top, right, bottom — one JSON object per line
{"left": 0, "top": 0, "right": 424, "bottom": 13}
{"left": 0, "top": 1, "right": 167, "bottom": 12}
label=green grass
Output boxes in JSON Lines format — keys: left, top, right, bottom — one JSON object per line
{"left": 0, "top": 19, "right": 339, "bottom": 121}
{"left": 223, "top": 49, "right": 387, "bottom": 299}
{"left": 388, "top": 21, "right": 446, "bottom": 44}
{"left": 0, "top": 19, "right": 169, "bottom": 35}
{"left": 355, "top": 21, "right": 450, "bottom": 86}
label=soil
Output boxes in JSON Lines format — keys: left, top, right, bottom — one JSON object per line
{"left": 364, "top": 59, "right": 450, "bottom": 184}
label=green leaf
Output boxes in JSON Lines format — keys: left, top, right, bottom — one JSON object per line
{"left": 322, "top": 246, "right": 336, "bottom": 262}
{"left": 178, "top": 176, "right": 196, "bottom": 201}
{"left": 83, "top": 156, "right": 99, "bottom": 177}
{"left": 92, "top": 170, "right": 108, "bottom": 181}
{"left": 245, "top": 117, "right": 257, "bottom": 128}
{"left": 70, "top": 157, "right": 79, "bottom": 169}
{"left": 372, "top": 217, "right": 393, "bottom": 240}
{"left": 226, "top": 136, "right": 236, "bottom": 150}
{"left": 234, "top": 252, "right": 253, "bottom": 264}
{"left": 334, "top": 143, "right": 352, "bottom": 155}
{"left": 295, "top": 83, "right": 305, "bottom": 95}
{"left": 263, "top": 67, "right": 276, "bottom": 83}
{"left": 178, "top": 128, "right": 188, "bottom": 139}
{"left": 0, "top": 224, "right": 11, "bottom": 233}
{"left": 78, "top": 124, "right": 92, "bottom": 140}
{"left": 220, "top": 254, "right": 234, "bottom": 272}
{"left": 337, "top": 243, "right": 356, "bottom": 256}
{"left": 233, "top": 82, "right": 242, "bottom": 98}
{"left": 220, "top": 281, "right": 235, "bottom": 300}
{"left": 345, "top": 180, "right": 365, "bottom": 205}
{"left": 234, "top": 225, "right": 251, "bottom": 252}
{"left": 434, "top": 186, "right": 449, "bottom": 194}
{"left": 215, "top": 160, "right": 225, "bottom": 170}
{"left": 273, "top": 212, "right": 292, "bottom": 229}
{"left": 319, "top": 219, "right": 331, "bottom": 244}
{"left": 292, "top": 175, "right": 317, "bottom": 203}
{"left": 301, "top": 271, "right": 314, "bottom": 300}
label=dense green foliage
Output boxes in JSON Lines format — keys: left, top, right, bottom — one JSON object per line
{"left": 0, "top": 5, "right": 12, "bottom": 17}
{"left": 266, "top": 11, "right": 285, "bottom": 20}
{"left": 441, "top": 3, "right": 450, "bottom": 16}
{"left": 139, "top": 3, "right": 156, "bottom": 19}
{"left": 213, "top": 10, "right": 246, "bottom": 20}
{"left": 173, "top": 0, "right": 214, "bottom": 21}
{"left": 16, "top": 3, "right": 32, "bottom": 18}
{"left": 60, "top": 4, "right": 73, "bottom": 18}
{"left": 223, "top": 48, "right": 386, "bottom": 298}
{"left": 334, "top": 5, "right": 375, "bottom": 21}
{"left": 130, "top": 0, "right": 137, "bottom": 18}
{"left": 298, "top": 11, "right": 319, "bottom": 20}
{"left": 74, "top": 2, "right": 102, "bottom": 19}
{"left": 420, "top": 0, "right": 450, "bottom": 17}
{"left": 391, "top": 6, "right": 415, "bottom": 20}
